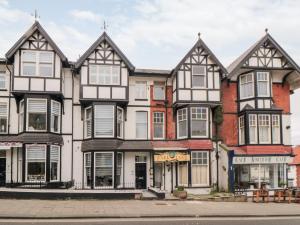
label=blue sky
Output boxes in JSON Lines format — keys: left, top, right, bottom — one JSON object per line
{"left": 1, "top": 0, "right": 300, "bottom": 144}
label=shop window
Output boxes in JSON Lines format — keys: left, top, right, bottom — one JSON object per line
{"left": 89, "top": 65, "right": 120, "bottom": 85}
{"left": 27, "top": 99, "right": 47, "bottom": 131}
{"left": 94, "top": 152, "right": 113, "bottom": 188}
{"left": 117, "top": 107, "right": 124, "bottom": 138}
{"left": 84, "top": 153, "right": 91, "bottom": 187}
{"left": 94, "top": 105, "right": 114, "bottom": 137}
{"left": 153, "top": 112, "right": 164, "bottom": 139}
{"left": 191, "top": 151, "right": 209, "bottom": 186}
{"left": 50, "top": 145, "right": 60, "bottom": 181}
{"left": 239, "top": 73, "right": 254, "bottom": 99}
{"left": 239, "top": 116, "right": 245, "bottom": 145}
{"left": 192, "top": 65, "right": 206, "bottom": 88}
{"left": 26, "top": 145, "right": 46, "bottom": 182}
{"left": 84, "top": 107, "right": 92, "bottom": 138}
{"left": 136, "top": 111, "right": 147, "bottom": 139}
{"left": 191, "top": 107, "right": 208, "bottom": 137}
{"left": 153, "top": 82, "right": 165, "bottom": 100}
{"left": 177, "top": 108, "right": 187, "bottom": 138}
{"left": 0, "top": 102, "right": 8, "bottom": 134}
{"left": 257, "top": 72, "right": 270, "bottom": 97}
{"left": 51, "top": 100, "right": 61, "bottom": 133}
{"left": 22, "top": 51, "right": 53, "bottom": 77}
{"left": 178, "top": 162, "right": 188, "bottom": 186}
{"left": 135, "top": 81, "right": 147, "bottom": 99}
{"left": 258, "top": 114, "right": 271, "bottom": 144}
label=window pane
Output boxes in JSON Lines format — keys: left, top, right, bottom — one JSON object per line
{"left": 85, "top": 108, "right": 92, "bottom": 138}
{"left": 153, "top": 112, "right": 164, "bottom": 139}
{"left": 240, "top": 73, "right": 254, "bottom": 98}
{"left": 27, "top": 162, "right": 45, "bottom": 181}
{"left": 39, "top": 52, "right": 53, "bottom": 63}
{"left": 23, "top": 51, "right": 36, "bottom": 61}
{"left": 192, "top": 75, "right": 205, "bottom": 87}
{"left": 177, "top": 108, "right": 187, "bottom": 138}
{"left": 117, "top": 108, "right": 123, "bottom": 138}
{"left": 95, "top": 153, "right": 113, "bottom": 187}
{"left": 39, "top": 64, "right": 52, "bottom": 77}
{"left": 0, "top": 74, "right": 5, "bottom": 89}
{"left": 191, "top": 151, "right": 208, "bottom": 185}
{"left": 191, "top": 107, "right": 207, "bottom": 137}
{"left": 258, "top": 115, "right": 270, "bottom": 143}
{"left": 135, "top": 81, "right": 147, "bottom": 99}
{"left": 178, "top": 162, "right": 188, "bottom": 185}
{"left": 154, "top": 84, "right": 165, "bottom": 100}
{"left": 28, "top": 113, "right": 46, "bottom": 131}
{"left": 0, "top": 103, "right": 7, "bottom": 133}
{"left": 94, "top": 105, "right": 114, "bottom": 137}
{"left": 23, "top": 63, "right": 36, "bottom": 76}
{"left": 136, "top": 112, "right": 147, "bottom": 138}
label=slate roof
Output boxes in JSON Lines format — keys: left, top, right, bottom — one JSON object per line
{"left": 134, "top": 68, "right": 171, "bottom": 77}
{"left": 232, "top": 145, "right": 292, "bottom": 155}
{"left": 5, "top": 21, "right": 67, "bottom": 63}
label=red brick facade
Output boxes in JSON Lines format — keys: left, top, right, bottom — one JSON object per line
{"left": 273, "top": 83, "right": 290, "bottom": 113}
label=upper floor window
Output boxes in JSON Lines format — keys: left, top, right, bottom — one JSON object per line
{"left": 51, "top": 100, "right": 61, "bottom": 133}
{"left": 136, "top": 111, "right": 147, "bottom": 139}
{"left": 272, "top": 115, "right": 280, "bottom": 144}
{"left": 19, "top": 100, "right": 24, "bottom": 132}
{"left": 191, "top": 107, "right": 208, "bottom": 137}
{"left": 249, "top": 114, "right": 257, "bottom": 144}
{"left": 240, "top": 73, "right": 254, "bottom": 99}
{"left": 84, "top": 107, "right": 92, "bottom": 138}
{"left": 153, "top": 112, "right": 164, "bottom": 139}
{"left": 0, "top": 102, "right": 8, "bottom": 134}
{"left": 177, "top": 108, "right": 188, "bottom": 138}
{"left": 117, "top": 107, "right": 124, "bottom": 138}
{"left": 27, "top": 99, "right": 47, "bottom": 132}
{"left": 239, "top": 116, "right": 245, "bottom": 145}
{"left": 153, "top": 82, "right": 165, "bottom": 100}
{"left": 258, "top": 114, "right": 271, "bottom": 144}
{"left": 0, "top": 72, "right": 6, "bottom": 89}
{"left": 257, "top": 72, "right": 270, "bottom": 97}
{"left": 135, "top": 81, "right": 147, "bottom": 100}
{"left": 192, "top": 65, "right": 206, "bottom": 88}
{"left": 94, "top": 105, "right": 114, "bottom": 137}
{"left": 22, "top": 51, "right": 53, "bottom": 77}
{"left": 89, "top": 65, "right": 120, "bottom": 85}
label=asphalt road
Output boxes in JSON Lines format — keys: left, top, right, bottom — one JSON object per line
{"left": 1, "top": 217, "right": 300, "bottom": 225}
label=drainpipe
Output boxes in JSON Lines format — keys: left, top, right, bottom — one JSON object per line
{"left": 165, "top": 76, "right": 169, "bottom": 139}
{"left": 216, "top": 141, "right": 219, "bottom": 192}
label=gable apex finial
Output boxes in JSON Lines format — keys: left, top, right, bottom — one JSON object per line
{"left": 198, "top": 32, "right": 201, "bottom": 40}
{"left": 265, "top": 28, "right": 269, "bottom": 34}
{"left": 31, "top": 9, "right": 40, "bottom": 22}
{"left": 102, "top": 20, "right": 109, "bottom": 32}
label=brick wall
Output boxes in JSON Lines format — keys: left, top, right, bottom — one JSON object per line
{"left": 273, "top": 83, "right": 290, "bottom": 113}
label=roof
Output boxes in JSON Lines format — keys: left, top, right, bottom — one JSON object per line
{"left": 152, "top": 140, "right": 213, "bottom": 150}
{"left": 134, "top": 68, "right": 171, "bottom": 77}
{"left": 227, "top": 32, "right": 300, "bottom": 78}
{"left": 173, "top": 37, "right": 227, "bottom": 76}
{"left": 0, "top": 133, "right": 63, "bottom": 145}
{"left": 75, "top": 32, "right": 135, "bottom": 71}
{"left": 81, "top": 139, "right": 123, "bottom": 152}
{"left": 232, "top": 145, "right": 292, "bottom": 155}
{"left": 291, "top": 146, "right": 300, "bottom": 165}
{"left": 5, "top": 21, "right": 67, "bottom": 63}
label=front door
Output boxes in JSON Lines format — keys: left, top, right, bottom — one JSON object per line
{"left": 0, "top": 158, "right": 6, "bottom": 186}
{"left": 135, "top": 163, "right": 147, "bottom": 189}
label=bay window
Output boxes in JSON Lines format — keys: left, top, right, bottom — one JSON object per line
{"left": 136, "top": 111, "right": 148, "bottom": 139}
{"left": 94, "top": 152, "right": 113, "bottom": 188}
{"left": 135, "top": 81, "right": 147, "bottom": 99}
{"left": 26, "top": 145, "right": 46, "bottom": 182}
{"left": 94, "top": 105, "right": 114, "bottom": 137}
{"left": 191, "top": 151, "right": 209, "bottom": 186}
{"left": 153, "top": 82, "right": 165, "bottom": 100}
{"left": 84, "top": 153, "right": 92, "bottom": 187}
{"left": 177, "top": 108, "right": 187, "bottom": 138}
{"left": 258, "top": 114, "right": 271, "bottom": 143}
{"left": 89, "top": 65, "right": 120, "bottom": 85}
{"left": 51, "top": 100, "right": 61, "bottom": 133}
{"left": 22, "top": 51, "right": 53, "bottom": 77}
{"left": 153, "top": 112, "right": 164, "bottom": 139}
{"left": 27, "top": 99, "right": 47, "bottom": 131}
{"left": 50, "top": 145, "right": 60, "bottom": 181}
{"left": 117, "top": 107, "right": 124, "bottom": 138}
{"left": 239, "top": 116, "right": 245, "bottom": 145}
{"left": 192, "top": 65, "right": 206, "bottom": 88}
{"left": 272, "top": 115, "right": 280, "bottom": 144}
{"left": 257, "top": 72, "right": 270, "bottom": 97}
{"left": 191, "top": 107, "right": 208, "bottom": 137}
{"left": 239, "top": 73, "right": 254, "bottom": 99}
{"left": 0, "top": 103, "right": 8, "bottom": 134}
{"left": 249, "top": 114, "right": 257, "bottom": 144}
{"left": 84, "top": 107, "right": 92, "bottom": 138}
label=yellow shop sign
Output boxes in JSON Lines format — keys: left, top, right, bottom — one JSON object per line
{"left": 154, "top": 152, "right": 190, "bottom": 162}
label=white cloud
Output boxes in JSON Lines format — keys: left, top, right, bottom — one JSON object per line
{"left": 69, "top": 9, "right": 102, "bottom": 23}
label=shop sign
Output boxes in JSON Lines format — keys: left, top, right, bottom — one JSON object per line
{"left": 0, "top": 142, "right": 22, "bottom": 150}
{"left": 154, "top": 152, "right": 190, "bottom": 162}
{"left": 233, "top": 156, "right": 293, "bottom": 164}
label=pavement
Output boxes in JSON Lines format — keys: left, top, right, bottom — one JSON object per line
{"left": 0, "top": 200, "right": 300, "bottom": 219}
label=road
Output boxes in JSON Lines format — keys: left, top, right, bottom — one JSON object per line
{"left": 1, "top": 217, "right": 300, "bottom": 225}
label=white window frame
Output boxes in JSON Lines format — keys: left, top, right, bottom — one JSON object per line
{"left": 249, "top": 114, "right": 257, "bottom": 144}
{"left": 177, "top": 108, "right": 188, "bottom": 139}
{"left": 153, "top": 82, "right": 165, "bottom": 100}
{"left": 50, "top": 145, "right": 60, "bottom": 182}
{"left": 51, "top": 100, "right": 61, "bottom": 133}
{"left": 239, "top": 73, "right": 254, "bottom": 99}
{"left": 19, "top": 100, "right": 24, "bottom": 132}
{"left": 257, "top": 71, "right": 270, "bottom": 97}
{"left": 25, "top": 145, "right": 47, "bottom": 182}
{"left": 177, "top": 162, "right": 188, "bottom": 186}
{"left": 153, "top": 112, "right": 165, "bottom": 139}
{"left": 135, "top": 81, "right": 147, "bottom": 100}
{"left": 0, "top": 102, "right": 8, "bottom": 134}
{"left": 191, "top": 151, "right": 209, "bottom": 186}
{"left": 117, "top": 107, "right": 124, "bottom": 138}
{"left": 239, "top": 116, "right": 245, "bottom": 145}
{"left": 135, "top": 111, "right": 148, "bottom": 139}
{"left": 190, "top": 107, "right": 208, "bottom": 138}
{"left": 258, "top": 114, "right": 271, "bottom": 144}
{"left": 117, "top": 152, "right": 123, "bottom": 188}
{"left": 84, "top": 107, "right": 92, "bottom": 138}
{"left": 94, "top": 152, "right": 114, "bottom": 189}
{"left": 21, "top": 50, "right": 54, "bottom": 77}
{"left": 89, "top": 64, "right": 120, "bottom": 85}
{"left": 94, "top": 105, "right": 114, "bottom": 138}
{"left": 26, "top": 98, "right": 47, "bottom": 132}
{"left": 84, "top": 152, "right": 92, "bottom": 188}
{"left": 192, "top": 65, "right": 206, "bottom": 88}
{"left": 272, "top": 114, "right": 281, "bottom": 144}
{"left": 0, "top": 72, "right": 6, "bottom": 89}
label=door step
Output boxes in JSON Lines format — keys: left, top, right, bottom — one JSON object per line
{"left": 141, "top": 190, "right": 158, "bottom": 200}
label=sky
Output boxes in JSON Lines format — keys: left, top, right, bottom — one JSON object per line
{"left": 0, "top": 0, "right": 299, "bottom": 144}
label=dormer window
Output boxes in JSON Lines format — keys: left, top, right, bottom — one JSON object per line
{"left": 192, "top": 65, "right": 206, "bottom": 88}
{"left": 257, "top": 72, "right": 270, "bottom": 97}
{"left": 22, "top": 51, "right": 53, "bottom": 77}
{"left": 89, "top": 65, "right": 120, "bottom": 85}
{"left": 239, "top": 73, "right": 254, "bottom": 99}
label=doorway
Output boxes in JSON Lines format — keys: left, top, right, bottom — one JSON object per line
{"left": 0, "top": 158, "right": 6, "bottom": 186}
{"left": 135, "top": 156, "right": 147, "bottom": 189}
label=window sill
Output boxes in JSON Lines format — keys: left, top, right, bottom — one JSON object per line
{"left": 0, "top": 89, "right": 7, "bottom": 91}
{"left": 135, "top": 98, "right": 148, "bottom": 101}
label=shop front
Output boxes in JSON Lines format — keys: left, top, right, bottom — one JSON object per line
{"left": 233, "top": 155, "right": 293, "bottom": 189}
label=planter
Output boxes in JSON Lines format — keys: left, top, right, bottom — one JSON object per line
{"left": 173, "top": 190, "right": 187, "bottom": 199}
